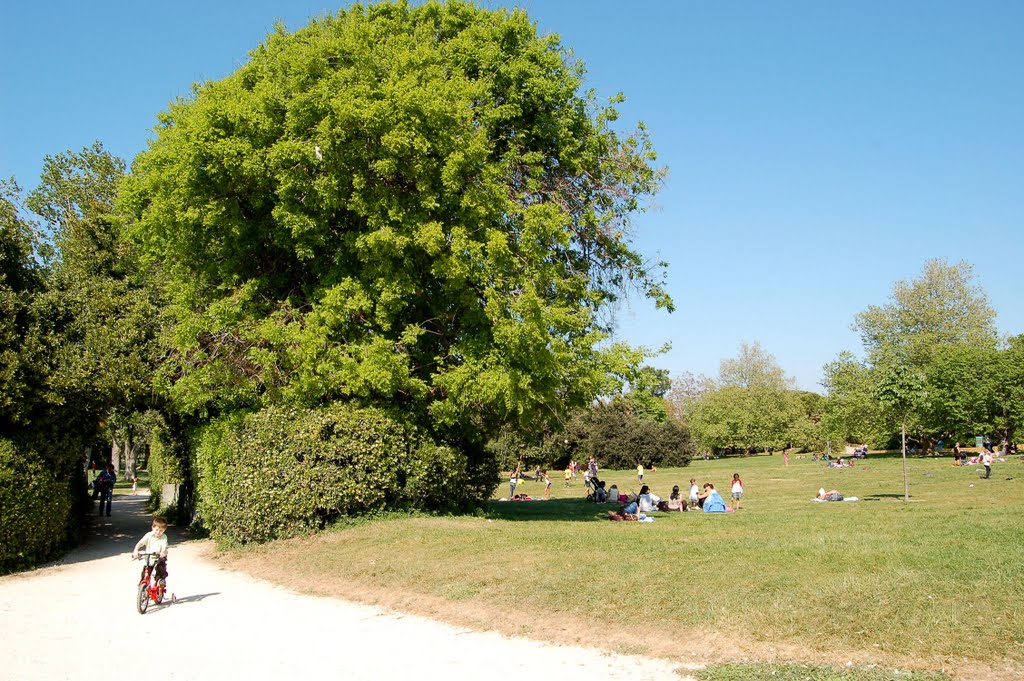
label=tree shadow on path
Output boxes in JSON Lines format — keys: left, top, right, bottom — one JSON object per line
{"left": 44, "top": 493, "right": 191, "bottom": 568}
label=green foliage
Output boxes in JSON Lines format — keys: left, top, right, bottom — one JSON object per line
{"left": 28, "top": 143, "right": 161, "bottom": 422}
{"left": 147, "top": 419, "right": 185, "bottom": 503}
{"left": 196, "top": 403, "right": 481, "bottom": 544}
{"left": 0, "top": 180, "right": 47, "bottom": 429}
{"left": 854, "top": 258, "right": 997, "bottom": 368}
{"left": 565, "top": 399, "right": 693, "bottom": 469}
{"left": 0, "top": 439, "right": 75, "bottom": 574}
{"left": 685, "top": 342, "right": 810, "bottom": 453}
{"left": 121, "top": 0, "right": 670, "bottom": 438}
{"left": 1, "top": 142, "right": 167, "bottom": 569}
{"left": 831, "top": 260, "right": 1012, "bottom": 450}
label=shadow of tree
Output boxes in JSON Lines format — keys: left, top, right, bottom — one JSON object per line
{"left": 43, "top": 494, "right": 191, "bottom": 568}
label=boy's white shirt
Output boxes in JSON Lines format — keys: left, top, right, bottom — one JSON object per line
{"left": 136, "top": 530, "right": 168, "bottom": 556}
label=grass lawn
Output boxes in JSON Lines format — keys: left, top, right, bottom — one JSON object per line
{"left": 223, "top": 452, "right": 1024, "bottom": 680}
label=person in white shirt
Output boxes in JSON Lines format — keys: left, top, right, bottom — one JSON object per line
{"left": 132, "top": 516, "right": 170, "bottom": 582}
{"left": 635, "top": 485, "right": 660, "bottom": 513}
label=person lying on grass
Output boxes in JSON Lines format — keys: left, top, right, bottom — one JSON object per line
{"left": 816, "top": 488, "right": 844, "bottom": 501}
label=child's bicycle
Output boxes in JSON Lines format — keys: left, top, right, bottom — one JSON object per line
{"left": 134, "top": 552, "right": 176, "bottom": 614}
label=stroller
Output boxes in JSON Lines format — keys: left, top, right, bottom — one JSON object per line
{"left": 586, "top": 477, "right": 608, "bottom": 502}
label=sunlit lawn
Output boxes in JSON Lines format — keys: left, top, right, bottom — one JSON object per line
{"left": 225, "top": 452, "right": 1024, "bottom": 678}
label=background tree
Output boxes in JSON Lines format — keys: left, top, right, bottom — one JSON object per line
{"left": 0, "top": 180, "right": 47, "bottom": 429}
{"left": 665, "top": 370, "right": 712, "bottom": 424}
{"left": 26, "top": 143, "right": 162, "bottom": 475}
{"left": 851, "top": 258, "right": 1000, "bottom": 453}
{"left": 563, "top": 399, "right": 692, "bottom": 470}
{"left": 854, "top": 258, "right": 997, "bottom": 368}
{"left": 821, "top": 352, "right": 888, "bottom": 449}
{"left": 684, "top": 341, "right": 806, "bottom": 455}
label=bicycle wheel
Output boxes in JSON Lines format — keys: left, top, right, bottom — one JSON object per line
{"left": 137, "top": 583, "right": 150, "bottom": 614}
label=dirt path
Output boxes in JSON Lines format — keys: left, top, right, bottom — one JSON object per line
{"left": 0, "top": 494, "right": 693, "bottom": 680}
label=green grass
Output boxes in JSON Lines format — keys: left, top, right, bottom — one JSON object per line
{"left": 228, "top": 453, "right": 1024, "bottom": 677}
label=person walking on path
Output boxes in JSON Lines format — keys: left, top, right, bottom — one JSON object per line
{"left": 96, "top": 463, "right": 116, "bottom": 517}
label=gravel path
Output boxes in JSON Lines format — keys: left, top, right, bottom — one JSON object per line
{"left": 0, "top": 494, "right": 693, "bottom": 680}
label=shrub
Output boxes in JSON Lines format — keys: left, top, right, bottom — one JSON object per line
{"left": 195, "top": 402, "right": 482, "bottom": 544}
{"left": 0, "top": 439, "right": 75, "bottom": 573}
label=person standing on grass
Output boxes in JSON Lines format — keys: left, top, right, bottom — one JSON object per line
{"left": 636, "top": 462, "right": 644, "bottom": 484}
{"left": 731, "top": 473, "right": 744, "bottom": 510}
{"left": 542, "top": 470, "right": 552, "bottom": 499}
{"left": 981, "top": 449, "right": 992, "bottom": 479}
{"left": 688, "top": 478, "right": 699, "bottom": 509}
{"left": 564, "top": 465, "right": 572, "bottom": 487}
{"left": 953, "top": 441, "right": 961, "bottom": 466}
{"left": 783, "top": 449, "right": 789, "bottom": 466}
{"left": 509, "top": 465, "right": 520, "bottom": 499}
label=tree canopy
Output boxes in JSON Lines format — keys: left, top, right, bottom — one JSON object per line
{"left": 121, "top": 1, "right": 670, "bottom": 441}
{"left": 682, "top": 342, "right": 817, "bottom": 454}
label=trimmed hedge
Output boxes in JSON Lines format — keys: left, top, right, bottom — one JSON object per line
{"left": 195, "top": 403, "right": 476, "bottom": 544}
{"left": 0, "top": 439, "right": 75, "bottom": 573}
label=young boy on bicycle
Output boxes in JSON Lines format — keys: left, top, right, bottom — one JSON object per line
{"left": 132, "top": 516, "right": 170, "bottom": 582}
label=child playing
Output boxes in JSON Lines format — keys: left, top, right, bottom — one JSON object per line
{"left": 542, "top": 469, "right": 552, "bottom": 499}
{"left": 132, "top": 516, "right": 170, "bottom": 584}
{"left": 731, "top": 473, "right": 744, "bottom": 510}
{"left": 688, "top": 478, "right": 699, "bottom": 508}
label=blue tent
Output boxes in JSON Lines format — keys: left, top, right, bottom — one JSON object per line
{"left": 703, "top": 490, "right": 727, "bottom": 513}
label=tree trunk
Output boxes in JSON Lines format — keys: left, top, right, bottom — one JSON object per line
{"left": 126, "top": 442, "right": 141, "bottom": 481}
{"left": 110, "top": 436, "right": 121, "bottom": 473}
{"left": 901, "top": 417, "right": 910, "bottom": 501}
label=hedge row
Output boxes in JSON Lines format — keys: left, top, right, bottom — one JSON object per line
{"left": 0, "top": 439, "right": 76, "bottom": 573}
{"left": 195, "top": 403, "right": 475, "bottom": 544}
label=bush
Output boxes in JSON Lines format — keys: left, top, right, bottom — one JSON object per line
{"left": 195, "top": 403, "right": 483, "bottom": 544}
{"left": 147, "top": 423, "right": 186, "bottom": 509}
{"left": 0, "top": 439, "right": 75, "bottom": 573}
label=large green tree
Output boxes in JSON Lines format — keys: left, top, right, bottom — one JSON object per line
{"left": 0, "top": 180, "right": 47, "bottom": 429}
{"left": 121, "top": 1, "right": 671, "bottom": 521}
{"left": 849, "top": 258, "right": 1000, "bottom": 449}
{"left": 684, "top": 342, "right": 810, "bottom": 454}
{"left": 854, "top": 258, "right": 997, "bottom": 367}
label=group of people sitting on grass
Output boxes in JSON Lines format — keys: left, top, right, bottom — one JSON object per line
{"left": 604, "top": 475, "right": 743, "bottom": 520}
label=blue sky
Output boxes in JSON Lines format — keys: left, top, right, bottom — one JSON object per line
{"left": 3, "top": 1, "right": 1022, "bottom": 391}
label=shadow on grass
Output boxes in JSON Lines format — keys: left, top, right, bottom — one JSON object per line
{"left": 486, "top": 497, "right": 623, "bottom": 522}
